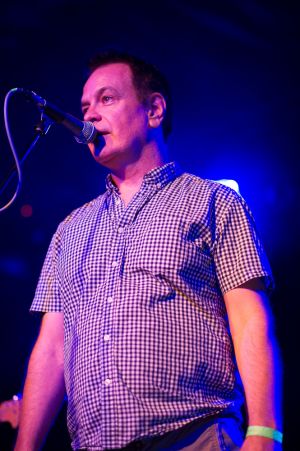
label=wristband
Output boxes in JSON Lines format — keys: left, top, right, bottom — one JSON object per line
{"left": 246, "top": 426, "right": 283, "bottom": 444}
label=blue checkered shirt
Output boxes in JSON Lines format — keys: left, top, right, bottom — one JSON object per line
{"left": 30, "top": 162, "right": 273, "bottom": 450}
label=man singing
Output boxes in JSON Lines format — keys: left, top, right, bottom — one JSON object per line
{"left": 15, "top": 51, "right": 282, "bottom": 450}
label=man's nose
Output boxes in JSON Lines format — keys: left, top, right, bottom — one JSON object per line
{"left": 84, "top": 106, "right": 102, "bottom": 123}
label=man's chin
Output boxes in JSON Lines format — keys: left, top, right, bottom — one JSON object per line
{"left": 91, "top": 134, "right": 106, "bottom": 157}
{"left": 90, "top": 145, "right": 119, "bottom": 168}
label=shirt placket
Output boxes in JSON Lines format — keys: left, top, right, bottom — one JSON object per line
{"left": 99, "top": 186, "right": 158, "bottom": 448}
{"left": 96, "top": 192, "right": 123, "bottom": 447}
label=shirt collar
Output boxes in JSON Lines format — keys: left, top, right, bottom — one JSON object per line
{"left": 105, "top": 162, "right": 182, "bottom": 193}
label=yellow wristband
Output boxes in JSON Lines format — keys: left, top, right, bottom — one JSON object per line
{"left": 246, "top": 426, "right": 283, "bottom": 444}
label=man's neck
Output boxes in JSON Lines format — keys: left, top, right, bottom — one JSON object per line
{"left": 110, "top": 143, "right": 168, "bottom": 206}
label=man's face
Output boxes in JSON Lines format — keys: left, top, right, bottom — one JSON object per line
{"left": 81, "top": 62, "right": 149, "bottom": 168}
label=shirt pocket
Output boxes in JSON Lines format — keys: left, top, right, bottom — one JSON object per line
{"left": 124, "top": 213, "right": 214, "bottom": 282}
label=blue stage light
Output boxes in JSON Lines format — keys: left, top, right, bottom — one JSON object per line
{"left": 217, "top": 179, "right": 240, "bottom": 194}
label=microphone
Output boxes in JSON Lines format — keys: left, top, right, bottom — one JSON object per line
{"left": 16, "top": 88, "right": 98, "bottom": 144}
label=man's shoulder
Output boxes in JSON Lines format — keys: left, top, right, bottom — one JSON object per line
{"left": 178, "top": 172, "right": 242, "bottom": 202}
{"left": 170, "top": 171, "right": 250, "bottom": 221}
{"left": 57, "top": 192, "right": 107, "bottom": 233}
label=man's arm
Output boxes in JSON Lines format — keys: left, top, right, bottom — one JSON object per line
{"left": 14, "top": 312, "right": 65, "bottom": 451}
{"left": 224, "top": 279, "right": 282, "bottom": 451}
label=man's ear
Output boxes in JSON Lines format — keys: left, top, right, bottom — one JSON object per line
{"left": 147, "top": 92, "right": 166, "bottom": 129}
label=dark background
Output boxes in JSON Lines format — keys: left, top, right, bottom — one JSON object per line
{"left": 0, "top": 1, "right": 299, "bottom": 449}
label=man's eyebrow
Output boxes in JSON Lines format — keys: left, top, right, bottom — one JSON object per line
{"left": 81, "top": 86, "right": 118, "bottom": 108}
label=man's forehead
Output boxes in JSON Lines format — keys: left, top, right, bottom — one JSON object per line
{"left": 83, "top": 62, "right": 134, "bottom": 94}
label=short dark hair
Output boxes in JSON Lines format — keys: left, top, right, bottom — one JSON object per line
{"left": 88, "top": 50, "right": 172, "bottom": 140}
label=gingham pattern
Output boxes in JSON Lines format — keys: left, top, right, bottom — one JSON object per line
{"left": 31, "top": 162, "right": 273, "bottom": 450}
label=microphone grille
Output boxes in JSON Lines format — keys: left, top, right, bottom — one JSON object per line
{"left": 75, "top": 121, "right": 98, "bottom": 144}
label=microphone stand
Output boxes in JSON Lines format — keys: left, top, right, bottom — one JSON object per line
{"left": 0, "top": 116, "right": 52, "bottom": 207}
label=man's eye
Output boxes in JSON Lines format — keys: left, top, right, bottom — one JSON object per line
{"left": 102, "top": 95, "right": 113, "bottom": 104}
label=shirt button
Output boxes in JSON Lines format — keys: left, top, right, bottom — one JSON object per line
{"left": 107, "top": 296, "right": 113, "bottom": 303}
{"left": 103, "top": 334, "right": 110, "bottom": 341}
{"left": 104, "top": 378, "right": 112, "bottom": 386}
{"left": 111, "top": 261, "right": 118, "bottom": 268}
{"left": 115, "top": 198, "right": 121, "bottom": 205}
{"left": 118, "top": 226, "right": 124, "bottom": 233}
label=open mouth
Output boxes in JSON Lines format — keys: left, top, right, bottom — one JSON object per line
{"left": 96, "top": 129, "right": 110, "bottom": 136}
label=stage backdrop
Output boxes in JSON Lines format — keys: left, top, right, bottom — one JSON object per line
{"left": 0, "top": 1, "right": 299, "bottom": 449}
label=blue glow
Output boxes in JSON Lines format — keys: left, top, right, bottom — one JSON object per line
{"left": 216, "top": 179, "right": 240, "bottom": 194}
{"left": 0, "top": 256, "right": 28, "bottom": 277}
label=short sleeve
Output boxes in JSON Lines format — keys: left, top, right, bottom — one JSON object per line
{"left": 30, "top": 224, "right": 64, "bottom": 313}
{"left": 213, "top": 188, "right": 274, "bottom": 294}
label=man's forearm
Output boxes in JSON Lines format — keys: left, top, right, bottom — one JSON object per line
{"left": 224, "top": 284, "right": 283, "bottom": 450}
{"left": 14, "top": 344, "right": 65, "bottom": 450}
{"left": 236, "top": 317, "right": 283, "bottom": 450}
{"left": 14, "top": 313, "right": 65, "bottom": 451}
{"left": 235, "top": 314, "right": 282, "bottom": 429}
